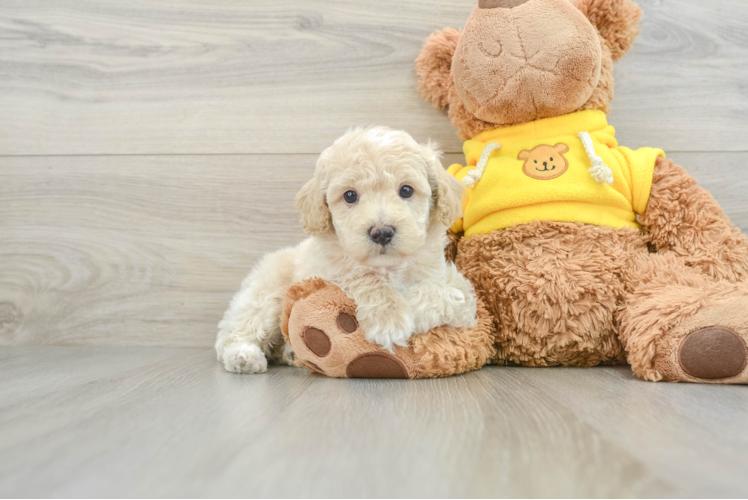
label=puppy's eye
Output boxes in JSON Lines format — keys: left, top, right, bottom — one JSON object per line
{"left": 343, "top": 190, "right": 358, "bottom": 204}
{"left": 534, "top": 160, "right": 538, "bottom": 164}
{"left": 399, "top": 185, "right": 414, "bottom": 199}
{"left": 550, "top": 158, "right": 554, "bottom": 161}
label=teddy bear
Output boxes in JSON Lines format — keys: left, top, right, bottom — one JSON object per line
{"left": 412, "top": 0, "right": 748, "bottom": 383}
{"left": 283, "top": 0, "right": 748, "bottom": 382}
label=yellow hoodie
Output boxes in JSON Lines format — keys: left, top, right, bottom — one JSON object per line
{"left": 447, "top": 110, "right": 665, "bottom": 237}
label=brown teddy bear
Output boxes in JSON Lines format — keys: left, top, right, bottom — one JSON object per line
{"left": 283, "top": 0, "right": 748, "bottom": 382}
{"left": 413, "top": 0, "right": 748, "bottom": 383}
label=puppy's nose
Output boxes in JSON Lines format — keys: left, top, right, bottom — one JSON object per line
{"left": 479, "top": 0, "right": 529, "bottom": 8}
{"left": 369, "top": 225, "right": 396, "bottom": 246}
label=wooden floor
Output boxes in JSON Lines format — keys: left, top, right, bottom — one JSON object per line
{"left": 2, "top": 0, "right": 748, "bottom": 497}
{"left": 0, "top": 346, "right": 747, "bottom": 498}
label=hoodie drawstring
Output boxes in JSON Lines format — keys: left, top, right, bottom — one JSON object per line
{"left": 462, "top": 142, "right": 501, "bottom": 188}
{"left": 577, "top": 131, "right": 614, "bottom": 185}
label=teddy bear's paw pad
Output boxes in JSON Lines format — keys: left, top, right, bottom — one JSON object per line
{"left": 678, "top": 327, "right": 748, "bottom": 380}
{"left": 337, "top": 312, "right": 358, "bottom": 333}
{"left": 346, "top": 353, "right": 408, "bottom": 379}
{"left": 302, "top": 327, "right": 332, "bottom": 357}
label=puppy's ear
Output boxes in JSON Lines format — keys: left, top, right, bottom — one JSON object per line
{"left": 423, "top": 142, "right": 464, "bottom": 228}
{"left": 295, "top": 175, "right": 333, "bottom": 236}
{"left": 574, "top": 0, "right": 643, "bottom": 62}
{"left": 415, "top": 28, "right": 461, "bottom": 111}
{"left": 553, "top": 143, "right": 570, "bottom": 154}
{"left": 518, "top": 150, "right": 531, "bottom": 161}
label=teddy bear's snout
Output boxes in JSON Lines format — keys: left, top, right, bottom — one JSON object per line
{"left": 479, "top": 0, "right": 529, "bottom": 9}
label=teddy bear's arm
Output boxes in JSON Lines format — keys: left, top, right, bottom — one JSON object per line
{"left": 639, "top": 157, "right": 748, "bottom": 283}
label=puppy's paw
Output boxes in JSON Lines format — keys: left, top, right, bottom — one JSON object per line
{"left": 410, "top": 305, "right": 443, "bottom": 336}
{"left": 407, "top": 285, "right": 475, "bottom": 334}
{"left": 222, "top": 343, "right": 268, "bottom": 374}
{"left": 359, "top": 307, "right": 415, "bottom": 352}
{"left": 448, "top": 310, "right": 478, "bottom": 329}
{"left": 444, "top": 287, "right": 477, "bottom": 330}
{"left": 446, "top": 287, "right": 466, "bottom": 305}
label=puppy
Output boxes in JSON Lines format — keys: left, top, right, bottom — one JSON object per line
{"left": 215, "top": 126, "right": 478, "bottom": 373}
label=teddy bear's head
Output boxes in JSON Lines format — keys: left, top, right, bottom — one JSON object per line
{"left": 416, "top": 0, "right": 643, "bottom": 140}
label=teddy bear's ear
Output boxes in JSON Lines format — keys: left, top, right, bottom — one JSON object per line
{"left": 553, "top": 143, "right": 570, "bottom": 154}
{"left": 573, "top": 0, "right": 643, "bottom": 62}
{"left": 415, "top": 28, "right": 462, "bottom": 111}
{"left": 518, "top": 150, "right": 531, "bottom": 161}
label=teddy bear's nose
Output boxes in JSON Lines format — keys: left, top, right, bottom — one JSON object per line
{"left": 479, "top": 0, "right": 529, "bottom": 8}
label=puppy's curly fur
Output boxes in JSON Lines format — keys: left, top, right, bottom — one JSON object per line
{"left": 215, "top": 126, "right": 477, "bottom": 374}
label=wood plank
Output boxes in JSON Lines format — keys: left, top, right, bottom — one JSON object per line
{"left": 0, "top": 155, "right": 310, "bottom": 347}
{"left": 1, "top": 0, "right": 747, "bottom": 155}
{"left": 2, "top": 152, "right": 747, "bottom": 347}
{"left": 521, "top": 367, "right": 748, "bottom": 497}
{"left": 2, "top": 347, "right": 746, "bottom": 497}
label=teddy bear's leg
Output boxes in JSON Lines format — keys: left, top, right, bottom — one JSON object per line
{"left": 455, "top": 222, "right": 642, "bottom": 367}
{"left": 619, "top": 253, "right": 748, "bottom": 383}
{"left": 281, "top": 278, "right": 495, "bottom": 379}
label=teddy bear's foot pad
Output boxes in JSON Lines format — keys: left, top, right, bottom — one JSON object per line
{"left": 346, "top": 353, "right": 408, "bottom": 379}
{"left": 302, "top": 327, "right": 332, "bottom": 357}
{"left": 300, "top": 313, "right": 408, "bottom": 378}
{"left": 678, "top": 327, "right": 748, "bottom": 380}
{"left": 650, "top": 286, "right": 748, "bottom": 384}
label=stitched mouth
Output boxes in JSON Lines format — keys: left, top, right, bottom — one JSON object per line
{"left": 536, "top": 166, "right": 555, "bottom": 172}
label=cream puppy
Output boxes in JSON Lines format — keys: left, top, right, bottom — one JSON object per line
{"left": 215, "top": 126, "right": 478, "bottom": 373}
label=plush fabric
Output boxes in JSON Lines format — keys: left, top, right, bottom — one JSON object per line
{"left": 452, "top": 159, "right": 748, "bottom": 382}
{"left": 410, "top": 0, "right": 748, "bottom": 384}
{"left": 573, "top": 0, "right": 644, "bottom": 62}
{"left": 446, "top": 110, "right": 664, "bottom": 235}
{"left": 282, "top": 278, "right": 496, "bottom": 379}
{"left": 640, "top": 158, "right": 748, "bottom": 283}
{"left": 451, "top": 1, "right": 603, "bottom": 126}
{"left": 415, "top": 0, "right": 640, "bottom": 140}
{"left": 456, "top": 220, "right": 640, "bottom": 368}
{"left": 618, "top": 252, "right": 748, "bottom": 383}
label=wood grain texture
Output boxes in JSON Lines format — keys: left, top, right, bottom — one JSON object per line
{"left": 0, "top": 155, "right": 309, "bottom": 347}
{"left": 2, "top": 153, "right": 746, "bottom": 347}
{"left": 1, "top": 0, "right": 747, "bottom": 155}
{"left": 1, "top": 347, "right": 747, "bottom": 498}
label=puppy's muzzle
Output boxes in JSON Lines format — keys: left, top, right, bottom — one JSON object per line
{"left": 369, "top": 225, "right": 396, "bottom": 246}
